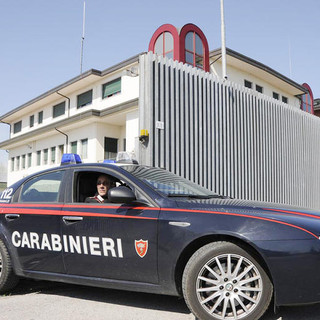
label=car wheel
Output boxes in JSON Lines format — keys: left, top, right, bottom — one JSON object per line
{"left": 182, "top": 241, "right": 273, "bottom": 320}
{"left": 0, "top": 239, "right": 19, "bottom": 293}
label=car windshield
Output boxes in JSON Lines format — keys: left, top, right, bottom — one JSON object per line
{"left": 121, "top": 165, "right": 220, "bottom": 198}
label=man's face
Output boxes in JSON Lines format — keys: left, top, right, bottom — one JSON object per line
{"left": 96, "top": 175, "right": 110, "bottom": 197}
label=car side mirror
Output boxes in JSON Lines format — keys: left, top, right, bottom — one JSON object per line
{"left": 108, "top": 186, "right": 136, "bottom": 204}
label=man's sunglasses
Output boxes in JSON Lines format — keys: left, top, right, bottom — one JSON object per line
{"left": 97, "top": 181, "right": 109, "bottom": 186}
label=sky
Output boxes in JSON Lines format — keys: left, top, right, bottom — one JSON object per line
{"left": 0, "top": 0, "right": 319, "bottom": 169}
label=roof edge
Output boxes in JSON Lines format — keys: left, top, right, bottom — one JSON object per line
{"left": 210, "top": 48, "right": 308, "bottom": 95}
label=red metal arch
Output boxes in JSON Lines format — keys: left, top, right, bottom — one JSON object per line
{"left": 148, "top": 24, "right": 180, "bottom": 61}
{"left": 179, "top": 23, "right": 210, "bottom": 72}
{"left": 301, "top": 83, "right": 314, "bottom": 114}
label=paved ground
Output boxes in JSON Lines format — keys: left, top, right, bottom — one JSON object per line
{"left": 1, "top": 279, "right": 319, "bottom": 320}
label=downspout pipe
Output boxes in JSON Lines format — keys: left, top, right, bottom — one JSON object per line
{"left": 55, "top": 128, "right": 69, "bottom": 153}
{"left": 56, "top": 91, "right": 71, "bottom": 117}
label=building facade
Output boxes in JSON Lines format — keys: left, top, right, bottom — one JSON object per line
{"left": 0, "top": 24, "right": 316, "bottom": 204}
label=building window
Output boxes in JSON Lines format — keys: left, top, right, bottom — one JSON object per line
{"left": 256, "top": 85, "right": 263, "bottom": 93}
{"left": 282, "top": 96, "right": 288, "bottom": 104}
{"left": 154, "top": 32, "right": 174, "bottom": 59}
{"left": 104, "top": 137, "right": 118, "bottom": 160}
{"left": 43, "top": 149, "right": 48, "bottom": 165}
{"left": 123, "top": 138, "right": 126, "bottom": 151}
{"left": 53, "top": 102, "right": 66, "bottom": 118}
{"left": 273, "top": 92, "right": 279, "bottom": 100}
{"left": 38, "top": 111, "right": 43, "bottom": 124}
{"left": 184, "top": 31, "right": 204, "bottom": 69}
{"left": 51, "top": 147, "right": 56, "bottom": 164}
{"left": 301, "top": 83, "right": 314, "bottom": 114}
{"left": 30, "top": 115, "right": 34, "bottom": 128}
{"left": 244, "top": 80, "right": 252, "bottom": 89}
{"left": 22, "top": 155, "right": 26, "bottom": 169}
{"left": 77, "top": 90, "right": 93, "bottom": 109}
{"left": 16, "top": 156, "right": 20, "bottom": 171}
{"left": 102, "top": 78, "right": 121, "bottom": 99}
{"left": 13, "top": 121, "right": 22, "bottom": 134}
{"left": 11, "top": 158, "right": 14, "bottom": 171}
{"left": 58, "top": 145, "right": 64, "bottom": 162}
{"left": 80, "top": 139, "right": 88, "bottom": 159}
{"left": 37, "top": 151, "right": 41, "bottom": 166}
{"left": 27, "top": 153, "right": 32, "bottom": 168}
{"left": 71, "top": 141, "right": 77, "bottom": 154}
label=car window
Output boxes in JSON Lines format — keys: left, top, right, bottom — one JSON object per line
{"left": 20, "top": 171, "right": 64, "bottom": 203}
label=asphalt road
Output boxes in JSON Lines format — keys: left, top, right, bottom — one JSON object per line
{"left": 1, "top": 279, "right": 319, "bottom": 320}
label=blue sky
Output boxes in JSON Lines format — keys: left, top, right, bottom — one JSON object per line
{"left": 0, "top": 0, "right": 319, "bottom": 167}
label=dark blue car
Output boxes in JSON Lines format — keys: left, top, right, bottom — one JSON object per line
{"left": 1, "top": 157, "right": 320, "bottom": 320}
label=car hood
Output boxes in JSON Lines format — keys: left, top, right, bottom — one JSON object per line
{"left": 172, "top": 197, "right": 320, "bottom": 239}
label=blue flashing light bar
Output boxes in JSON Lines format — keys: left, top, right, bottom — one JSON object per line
{"left": 61, "top": 153, "right": 82, "bottom": 165}
{"left": 103, "top": 159, "right": 116, "bottom": 164}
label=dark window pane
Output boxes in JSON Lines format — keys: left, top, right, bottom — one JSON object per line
{"left": 185, "top": 32, "right": 194, "bottom": 51}
{"left": 256, "top": 85, "right": 263, "bottom": 93}
{"left": 38, "top": 111, "right": 43, "bottom": 124}
{"left": 22, "top": 155, "right": 26, "bottom": 169}
{"left": 43, "top": 149, "right": 48, "bottom": 164}
{"left": 37, "top": 151, "right": 41, "bottom": 166}
{"left": 154, "top": 34, "right": 163, "bottom": 55}
{"left": 244, "top": 80, "right": 252, "bottom": 89}
{"left": 13, "top": 121, "right": 22, "bottom": 133}
{"left": 30, "top": 115, "right": 34, "bottom": 127}
{"left": 51, "top": 147, "right": 56, "bottom": 164}
{"left": 102, "top": 78, "right": 121, "bottom": 99}
{"left": 77, "top": 90, "right": 92, "bottom": 108}
{"left": 53, "top": 102, "right": 65, "bottom": 118}
{"left": 104, "top": 137, "right": 118, "bottom": 159}
{"left": 282, "top": 96, "right": 288, "bottom": 103}
{"left": 195, "top": 55, "right": 203, "bottom": 68}
{"left": 20, "top": 171, "right": 64, "bottom": 203}
{"left": 185, "top": 51, "right": 194, "bottom": 65}
{"left": 273, "top": 92, "right": 279, "bottom": 100}
{"left": 195, "top": 34, "right": 203, "bottom": 55}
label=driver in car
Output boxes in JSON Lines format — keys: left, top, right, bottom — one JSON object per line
{"left": 85, "top": 174, "right": 114, "bottom": 203}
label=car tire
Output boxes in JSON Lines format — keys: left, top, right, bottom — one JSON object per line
{"left": 182, "top": 241, "right": 273, "bottom": 320}
{"left": 0, "top": 239, "right": 19, "bottom": 293}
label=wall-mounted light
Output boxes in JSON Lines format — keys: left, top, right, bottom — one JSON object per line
{"left": 139, "top": 129, "right": 149, "bottom": 144}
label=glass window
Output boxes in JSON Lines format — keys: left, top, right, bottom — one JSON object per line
{"left": 53, "top": 102, "right": 65, "bottom": 118}
{"left": 43, "top": 149, "right": 48, "bottom": 165}
{"left": 11, "top": 158, "right": 14, "bottom": 171}
{"left": 244, "top": 80, "right": 252, "bottom": 89}
{"left": 27, "top": 153, "right": 32, "bottom": 168}
{"left": 154, "top": 32, "right": 174, "bottom": 59}
{"left": 71, "top": 141, "right": 77, "bottom": 154}
{"left": 30, "top": 115, "right": 34, "bottom": 127}
{"left": 20, "top": 171, "right": 64, "bottom": 203}
{"left": 38, "top": 111, "right": 43, "bottom": 124}
{"left": 102, "top": 78, "right": 121, "bottom": 99}
{"left": 256, "top": 85, "right": 263, "bottom": 93}
{"left": 80, "top": 139, "right": 88, "bottom": 159}
{"left": 282, "top": 96, "right": 288, "bottom": 104}
{"left": 51, "top": 147, "right": 56, "bottom": 164}
{"left": 16, "top": 156, "right": 20, "bottom": 171}
{"left": 22, "top": 155, "right": 26, "bottom": 169}
{"left": 58, "top": 145, "right": 64, "bottom": 162}
{"left": 301, "top": 83, "right": 314, "bottom": 114}
{"left": 104, "top": 137, "right": 118, "bottom": 160}
{"left": 77, "top": 90, "right": 93, "bottom": 108}
{"left": 273, "top": 92, "right": 279, "bottom": 100}
{"left": 185, "top": 31, "right": 204, "bottom": 69}
{"left": 37, "top": 151, "right": 41, "bottom": 166}
{"left": 13, "top": 121, "right": 22, "bottom": 134}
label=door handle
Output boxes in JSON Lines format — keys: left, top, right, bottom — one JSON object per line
{"left": 5, "top": 214, "right": 20, "bottom": 221}
{"left": 62, "top": 216, "right": 83, "bottom": 223}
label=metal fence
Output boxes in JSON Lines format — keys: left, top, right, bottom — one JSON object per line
{"left": 139, "top": 52, "right": 320, "bottom": 210}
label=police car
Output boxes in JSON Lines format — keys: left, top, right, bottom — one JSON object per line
{"left": 1, "top": 153, "right": 320, "bottom": 320}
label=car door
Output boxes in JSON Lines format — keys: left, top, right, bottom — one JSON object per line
{"left": 4, "top": 169, "right": 66, "bottom": 273}
{"left": 61, "top": 168, "right": 160, "bottom": 284}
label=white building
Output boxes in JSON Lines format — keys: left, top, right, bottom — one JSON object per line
{"left": 0, "top": 24, "right": 313, "bottom": 186}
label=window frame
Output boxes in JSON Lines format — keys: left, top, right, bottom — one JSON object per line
{"left": 77, "top": 89, "right": 93, "bottom": 109}
{"left": 53, "top": 101, "right": 66, "bottom": 118}
{"left": 30, "top": 115, "right": 34, "bottom": 128}
{"left": 102, "top": 78, "right": 121, "bottom": 99}
{"left": 13, "top": 121, "right": 22, "bottom": 134}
